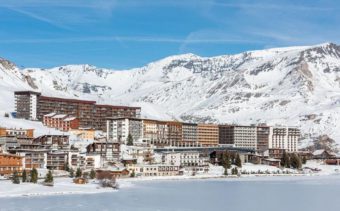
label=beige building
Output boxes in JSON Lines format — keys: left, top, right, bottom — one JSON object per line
{"left": 127, "top": 164, "right": 180, "bottom": 177}
{"left": 197, "top": 124, "right": 219, "bottom": 147}
{"left": 70, "top": 128, "right": 95, "bottom": 140}
{"left": 269, "top": 127, "right": 300, "bottom": 152}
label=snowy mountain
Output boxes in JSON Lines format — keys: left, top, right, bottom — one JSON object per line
{"left": 0, "top": 43, "right": 339, "bottom": 143}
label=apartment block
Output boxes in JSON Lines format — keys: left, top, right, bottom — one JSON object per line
{"left": 166, "top": 121, "right": 182, "bottom": 146}
{"left": 256, "top": 126, "right": 271, "bottom": 153}
{"left": 14, "top": 91, "right": 141, "bottom": 131}
{"left": 181, "top": 123, "right": 199, "bottom": 147}
{"left": 269, "top": 127, "right": 300, "bottom": 152}
{"left": 86, "top": 140, "right": 120, "bottom": 161}
{"left": 218, "top": 125, "right": 257, "bottom": 150}
{"left": 14, "top": 91, "right": 40, "bottom": 120}
{"left": 46, "top": 152, "right": 68, "bottom": 170}
{"left": 197, "top": 124, "right": 219, "bottom": 147}
{"left": 142, "top": 119, "right": 169, "bottom": 147}
{"left": 20, "top": 150, "right": 47, "bottom": 169}
{"left": 43, "top": 113, "right": 79, "bottom": 131}
{"left": 106, "top": 118, "right": 142, "bottom": 144}
{"left": 0, "top": 153, "right": 23, "bottom": 177}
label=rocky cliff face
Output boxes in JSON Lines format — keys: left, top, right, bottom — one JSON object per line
{"left": 0, "top": 43, "right": 339, "bottom": 145}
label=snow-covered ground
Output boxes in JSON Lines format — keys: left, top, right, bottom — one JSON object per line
{"left": 1, "top": 160, "right": 339, "bottom": 198}
{"left": 0, "top": 178, "right": 119, "bottom": 198}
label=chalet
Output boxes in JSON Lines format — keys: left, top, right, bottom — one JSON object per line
{"left": 96, "top": 167, "right": 130, "bottom": 179}
{"left": 0, "top": 153, "right": 23, "bottom": 177}
{"left": 312, "top": 149, "right": 336, "bottom": 160}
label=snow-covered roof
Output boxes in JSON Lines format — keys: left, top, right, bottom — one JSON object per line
{"left": 63, "top": 117, "right": 76, "bottom": 121}
{"left": 44, "top": 112, "right": 56, "bottom": 117}
{"left": 313, "top": 149, "right": 325, "bottom": 156}
{"left": 52, "top": 114, "right": 68, "bottom": 119}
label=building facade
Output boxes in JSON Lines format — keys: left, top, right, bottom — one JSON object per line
{"left": 269, "top": 127, "right": 300, "bottom": 152}
{"left": 197, "top": 124, "right": 219, "bottom": 147}
{"left": 0, "top": 127, "right": 34, "bottom": 138}
{"left": 106, "top": 118, "right": 142, "bottom": 144}
{"left": 181, "top": 123, "right": 199, "bottom": 147}
{"left": 14, "top": 91, "right": 40, "bottom": 120}
{"left": 15, "top": 91, "right": 141, "bottom": 131}
{"left": 0, "top": 153, "right": 23, "bottom": 177}
{"left": 256, "top": 126, "right": 271, "bottom": 153}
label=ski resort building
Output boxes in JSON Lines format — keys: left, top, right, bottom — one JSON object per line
{"left": 0, "top": 153, "right": 23, "bottom": 177}
{"left": 0, "top": 127, "right": 34, "bottom": 138}
{"left": 14, "top": 91, "right": 141, "bottom": 131}
{"left": 269, "top": 127, "right": 300, "bottom": 152}
{"left": 106, "top": 118, "right": 143, "bottom": 144}
{"left": 197, "top": 124, "right": 219, "bottom": 147}
{"left": 218, "top": 125, "right": 257, "bottom": 150}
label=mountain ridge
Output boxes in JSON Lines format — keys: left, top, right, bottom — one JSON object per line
{"left": 0, "top": 42, "right": 339, "bottom": 146}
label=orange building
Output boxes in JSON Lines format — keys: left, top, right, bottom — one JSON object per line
{"left": 197, "top": 124, "right": 219, "bottom": 147}
{"left": 0, "top": 153, "right": 23, "bottom": 177}
{"left": 0, "top": 127, "right": 34, "bottom": 138}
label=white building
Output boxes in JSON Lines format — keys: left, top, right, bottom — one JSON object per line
{"left": 106, "top": 118, "right": 142, "bottom": 144}
{"left": 234, "top": 126, "right": 257, "bottom": 150}
{"left": 127, "top": 164, "right": 180, "bottom": 177}
{"left": 14, "top": 91, "right": 40, "bottom": 120}
{"left": 269, "top": 127, "right": 300, "bottom": 152}
{"left": 162, "top": 151, "right": 208, "bottom": 168}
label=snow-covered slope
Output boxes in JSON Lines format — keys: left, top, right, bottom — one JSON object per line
{"left": 0, "top": 43, "right": 339, "bottom": 142}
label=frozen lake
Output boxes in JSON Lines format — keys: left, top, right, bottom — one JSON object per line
{"left": 1, "top": 175, "right": 340, "bottom": 211}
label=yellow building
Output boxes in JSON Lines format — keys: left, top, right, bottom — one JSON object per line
{"left": 69, "top": 128, "right": 95, "bottom": 140}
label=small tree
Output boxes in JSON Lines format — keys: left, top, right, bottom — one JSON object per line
{"left": 127, "top": 134, "right": 133, "bottom": 146}
{"left": 302, "top": 156, "right": 307, "bottom": 165}
{"left": 64, "top": 162, "right": 70, "bottom": 172}
{"left": 130, "top": 170, "right": 135, "bottom": 178}
{"left": 90, "top": 169, "right": 96, "bottom": 179}
{"left": 224, "top": 167, "right": 228, "bottom": 176}
{"left": 235, "top": 153, "right": 242, "bottom": 168}
{"left": 44, "top": 170, "right": 54, "bottom": 183}
{"left": 76, "top": 168, "right": 82, "bottom": 178}
{"left": 22, "top": 170, "right": 27, "bottom": 183}
{"left": 30, "top": 168, "right": 38, "bottom": 183}
{"left": 69, "top": 168, "right": 74, "bottom": 178}
{"left": 12, "top": 171, "right": 20, "bottom": 184}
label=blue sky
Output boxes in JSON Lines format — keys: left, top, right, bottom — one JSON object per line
{"left": 0, "top": 0, "right": 339, "bottom": 69}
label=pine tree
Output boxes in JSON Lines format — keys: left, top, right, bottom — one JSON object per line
{"left": 290, "top": 153, "right": 302, "bottom": 169}
{"left": 281, "top": 151, "right": 291, "bottom": 168}
{"left": 76, "top": 168, "right": 82, "bottom": 178}
{"left": 127, "top": 134, "right": 133, "bottom": 146}
{"left": 90, "top": 169, "right": 96, "bottom": 179}
{"left": 235, "top": 153, "right": 242, "bottom": 168}
{"left": 44, "top": 170, "right": 54, "bottom": 183}
{"left": 130, "top": 170, "right": 135, "bottom": 178}
{"left": 69, "top": 168, "right": 74, "bottom": 178}
{"left": 22, "top": 169, "right": 27, "bottom": 183}
{"left": 30, "top": 168, "right": 38, "bottom": 183}
{"left": 222, "top": 151, "right": 231, "bottom": 169}
{"left": 12, "top": 171, "right": 20, "bottom": 184}
{"left": 224, "top": 167, "right": 228, "bottom": 176}
{"left": 302, "top": 156, "right": 307, "bottom": 164}
{"left": 64, "top": 162, "right": 70, "bottom": 172}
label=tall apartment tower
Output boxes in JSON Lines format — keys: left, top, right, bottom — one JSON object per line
{"left": 269, "top": 127, "right": 300, "bottom": 152}
{"left": 106, "top": 117, "right": 142, "bottom": 144}
{"left": 14, "top": 91, "right": 41, "bottom": 120}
